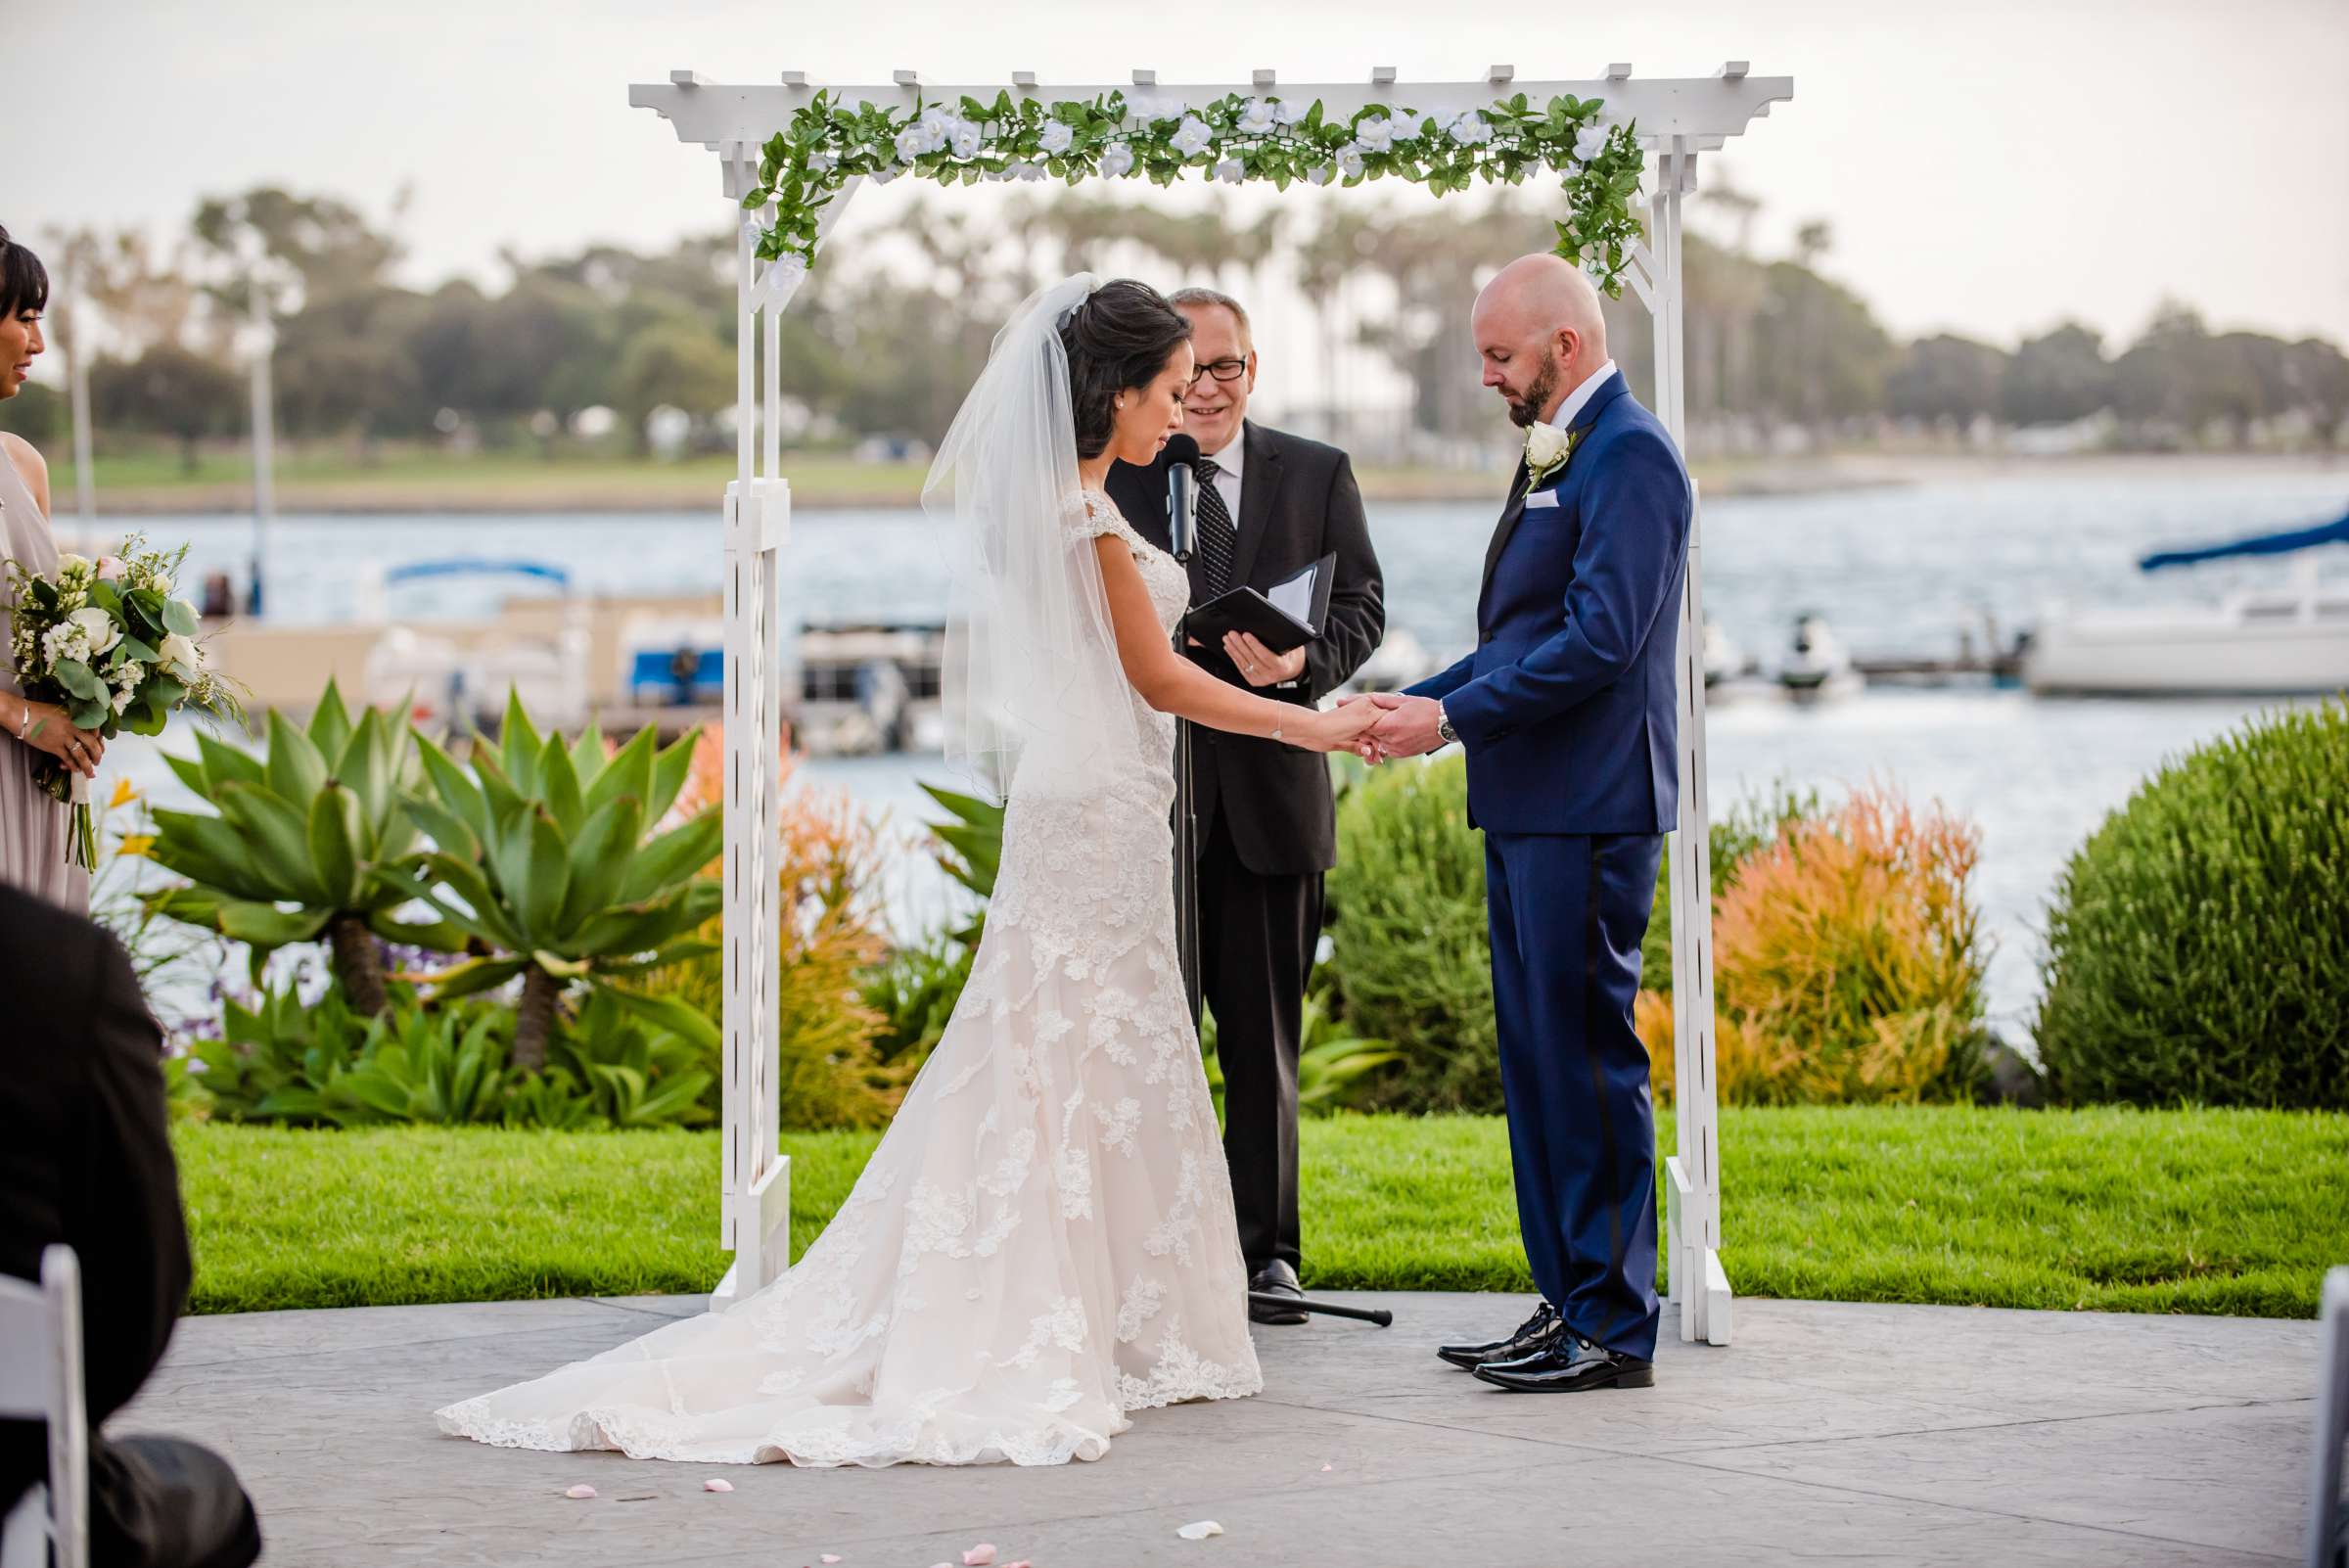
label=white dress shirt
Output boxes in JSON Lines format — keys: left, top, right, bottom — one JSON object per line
{"left": 1546, "top": 358, "right": 1619, "bottom": 433}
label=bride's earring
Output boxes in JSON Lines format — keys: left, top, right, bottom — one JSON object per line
{"left": 1115, "top": 396, "right": 1126, "bottom": 410}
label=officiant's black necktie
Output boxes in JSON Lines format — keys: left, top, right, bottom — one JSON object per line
{"left": 1195, "top": 457, "right": 1237, "bottom": 596}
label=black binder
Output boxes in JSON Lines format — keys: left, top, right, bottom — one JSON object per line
{"left": 1183, "top": 552, "right": 1337, "bottom": 656}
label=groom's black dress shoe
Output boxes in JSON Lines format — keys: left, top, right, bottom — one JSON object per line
{"left": 1473, "top": 1333, "right": 1654, "bottom": 1393}
{"left": 1248, "top": 1261, "right": 1309, "bottom": 1325}
{"left": 1436, "top": 1301, "right": 1562, "bottom": 1371}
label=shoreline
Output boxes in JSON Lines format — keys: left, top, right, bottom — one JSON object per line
{"left": 53, "top": 449, "right": 2343, "bottom": 517}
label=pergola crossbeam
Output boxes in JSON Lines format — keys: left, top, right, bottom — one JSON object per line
{"left": 629, "top": 74, "right": 1794, "bottom": 151}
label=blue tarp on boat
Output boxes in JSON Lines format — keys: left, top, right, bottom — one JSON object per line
{"left": 2139, "top": 511, "right": 2349, "bottom": 572}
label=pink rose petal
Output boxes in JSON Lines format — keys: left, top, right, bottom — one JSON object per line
{"left": 1177, "top": 1520, "right": 1224, "bottom": 1541}
{"left": 964, "top": 1548, "right": 997, "bottom": 1567}
{"left": 820, "top": 1558, "right": 843, "bottom": 1565}
{"left": 702, "top": 1477, "right": 734, "bottom": 1493}
{"left": 563, "top": 1484, "right": 597, "bottom": 1499}
{"left": 1321, "top": 1463, "right": 1334, "bottom": 1472}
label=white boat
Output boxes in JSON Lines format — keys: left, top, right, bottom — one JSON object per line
{"left": 1778, "top": 613, "right": 1865, "bottom": 700}
{"left": 1703, "top": 619, "right": 1751, "bottom": 687}
{"left": 2024, "top": 513, "right": 2349, "bottom": 697}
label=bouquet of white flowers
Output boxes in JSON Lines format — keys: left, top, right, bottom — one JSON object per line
{"left": 6, "top": 535, "right": 243, "bottom": 866}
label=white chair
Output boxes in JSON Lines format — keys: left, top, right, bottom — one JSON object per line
{"left": 2312, "top": 1267, "right": 2349, "bottom": 1568}
{"left": 0, "top": 1246, "right": 86, "bottom": 1568}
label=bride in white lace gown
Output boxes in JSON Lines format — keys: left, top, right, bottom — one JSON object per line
{"left": 436, "top": 277, "right": 1378, "bottom": 1467}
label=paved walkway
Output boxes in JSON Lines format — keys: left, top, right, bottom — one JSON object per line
{"left": 124, "top": 1292, "right": 2319, "bottom": 1566}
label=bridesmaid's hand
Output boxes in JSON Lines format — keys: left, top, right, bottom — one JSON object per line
{"left": 16, "top": 699, "right": 104, "bottom": 777}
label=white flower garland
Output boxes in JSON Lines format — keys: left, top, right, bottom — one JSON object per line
{"left": 741, "top": 88, "right": 1648, "bottom": 296}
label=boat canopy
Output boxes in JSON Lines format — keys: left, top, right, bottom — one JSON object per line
{"left": 384, "top": 559, "right": 573, "bottom": 588}
{"left": 2139, "top": 510, "right": 2349, "bottom": 572}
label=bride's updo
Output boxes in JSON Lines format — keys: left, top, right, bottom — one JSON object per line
{"left": 1059, "top": 280, "right": 1191, "bottom": 459}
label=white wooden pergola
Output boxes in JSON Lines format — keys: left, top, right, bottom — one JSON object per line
{"left": 631, "top": 64, "right": 1791, "bottom": 1346}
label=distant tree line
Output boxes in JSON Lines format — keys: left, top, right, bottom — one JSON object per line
{"left": 5, "top": 183, "right": 2343, "bottom": 464}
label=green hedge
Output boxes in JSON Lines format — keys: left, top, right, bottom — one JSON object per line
{"left": 2036, "top": 698, "right": 2349, "bottom": 1109}
{"left": 1324, "top": 757, "right": 1500, "bottom": 1112}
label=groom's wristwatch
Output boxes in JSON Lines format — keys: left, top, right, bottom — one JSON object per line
{"left": 1436, "top": 701, "right": 1456, "bottom": 748}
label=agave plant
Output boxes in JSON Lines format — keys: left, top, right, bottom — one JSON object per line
{"left": 145, "top": 680, "right": 460, "bottom": 1014}
{"left": 392, "top": 694, "right": 721, "bottom": 1070}
{"left": 920, "top": 781, "right": 1003, "bottom": 945}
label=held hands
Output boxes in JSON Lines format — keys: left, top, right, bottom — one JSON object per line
{"left": 1338, "top": 692, "right": 1447, "bottom": 764}
{"left": 1293, "top": 697, "right": 1384, "bottom": 755}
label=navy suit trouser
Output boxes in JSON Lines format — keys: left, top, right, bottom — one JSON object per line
{"left": 1484, "top": 829, "right": 1663, "bottom": 1360}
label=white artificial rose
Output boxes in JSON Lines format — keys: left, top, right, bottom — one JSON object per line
{"left": 1353, "top": 115, "right": 1396, "bottom": 153}
{"left": 756, "top": 254, "right": 809, "bottom": 310}
{"left": 56, "top": 553, "right": 91, "bottom": 576}
{"left": 1098, "top": 141, "right": 1136, "bottom": 178}
{"left": 1525, "top": 422, "right": 1573, "bottom": 476}
{"left": 1237, "top": 97, "right": 1278, "bottom": 135}
{"left": 69, "top": 607, "right": 121, "bottom": 657}
{"left": 1574, "top": 123, "right": 1609, "bottom": 161}
{"left": 159, "top": 630, "right": 206, "bottom": 677}
{"left": 1214, "top": 157, "right": 1245, "bottom": 184}
{"left": 1449, "top": 112, "right": 1493, "bottom": 146}
{"left": 1337, "top": 144, "right": 1366, "bottom": 180}
{"left": 1274, "top": 99, "right": 1307, "bottom": 125}
{"left": 1306, "top": 164, "right": 1333, "bottom": 187}
{"left": 949, "top": 122, "right": 984, "bottom": 160}
{"left": 1171, "top": 115, "right": 1213, "bottom": 157}
{"left": 870, "top": 163, "right": 901, "bottom": 186}
{"left": 896, "top": 126, "right": 929, "bottom": 161}
{"left": 1037, "top": 119, "right": 1075, "bottom": 156}
{"left": 1010, "top": 160, "right": 1044, "bottom": 182}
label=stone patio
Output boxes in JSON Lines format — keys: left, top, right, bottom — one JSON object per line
{"left": 121, "top": 1292, "right": 2320, "bottom": 1566}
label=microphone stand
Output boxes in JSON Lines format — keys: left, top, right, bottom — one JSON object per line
{"left": 1169, "top": 469, "right": 1391, "bottom": 1333}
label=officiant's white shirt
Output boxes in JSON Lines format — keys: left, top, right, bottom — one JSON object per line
{"left": 1204, "top": 427, "right": 1245, "bottom": 526}
{"left": 1547, "top": 358, "right": 1619, "bottom": 433}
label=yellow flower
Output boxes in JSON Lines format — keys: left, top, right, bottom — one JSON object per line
{"left": 115, "top": 833, "right": 157, "bottom": 859}
{"left": 109, "top": 778, "right": 139, "bottom": 808}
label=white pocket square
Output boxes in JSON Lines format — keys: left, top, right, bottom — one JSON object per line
{"left": 1524, "top": 489, "right": 1561, "bottom": 510}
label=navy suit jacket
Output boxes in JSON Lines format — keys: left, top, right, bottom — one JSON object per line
{"left": 1406, "top": 371, "right": 1692, "bottom": 836}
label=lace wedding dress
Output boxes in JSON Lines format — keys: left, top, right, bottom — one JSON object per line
{"left": 436, "top": 489, "right": 1261, "bottom": 1467}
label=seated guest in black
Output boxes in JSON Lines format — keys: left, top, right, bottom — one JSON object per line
{"left": 0, "top": 885, "right": 260, "bottom": 1568}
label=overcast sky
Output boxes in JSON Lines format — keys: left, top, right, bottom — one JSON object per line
{"left": 13, "top": 0, "right": 2349, "bottom": 351}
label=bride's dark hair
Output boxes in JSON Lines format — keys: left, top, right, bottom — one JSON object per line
{"left": 1059, "top": 280, "right": 1190, "bottom": 460}
{"left": 0, "top": 224, "right": 49, "bottom": 320}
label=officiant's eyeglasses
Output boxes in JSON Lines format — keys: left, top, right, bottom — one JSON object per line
{"left": 1187, "top": 357, "right": 1250, "bottom": 385}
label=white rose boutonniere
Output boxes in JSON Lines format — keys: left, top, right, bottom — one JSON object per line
{"left": 1524, "top": 422, "right": 1577, "bottom": 487}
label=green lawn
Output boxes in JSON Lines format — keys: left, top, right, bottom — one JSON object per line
{"left": 173, "top": 1106, "right": 2349, "bottom": 1318}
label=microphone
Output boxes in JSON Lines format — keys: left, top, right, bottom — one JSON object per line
{"left": 1163, "top": 433, "right": 1201, "bottom": 563}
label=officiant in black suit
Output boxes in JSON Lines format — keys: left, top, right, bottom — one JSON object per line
{"left": 1108, "top": 287, "right": 1385, "bottom": 1323}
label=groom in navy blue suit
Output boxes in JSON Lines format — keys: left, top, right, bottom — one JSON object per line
{"left": 1358, "top": 254, "right": 1690, "bottom": 1392}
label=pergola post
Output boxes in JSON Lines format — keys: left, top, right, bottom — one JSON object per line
{"left": 637, "top": 69, "right": 1785, "bottom": 1332}
{"left": 1644, "top": 139, "right": 1730, "bottom": 1347}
